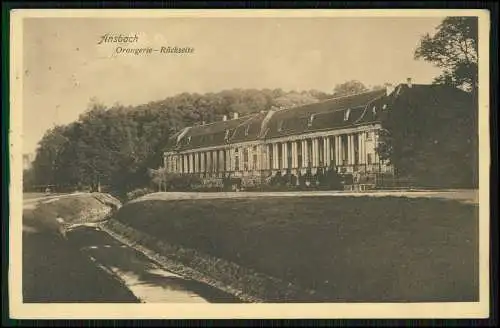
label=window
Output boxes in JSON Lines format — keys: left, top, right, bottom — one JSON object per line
{"left": 224, "top": 129, "right": 230, "bottom": 141}
{"left": 245, "top": 125, "right": 250, "bottom": 136}
{"left": 187, "top": 136, "right": 192, "bottom": 144}
{"left": 243, "top": 148, "right": 249, "bottom": 171}
{"left": 372, "top": 106, "right": 377, "bottom": 115}
{"left": 367, "top": 153, "right": 373, "bottom": 165}
{"left": 344, "top": 108, "right": 351, "bottom": 121}
{"left": 297, "top": 142, "right": 303, "bottom": 168}
{"left": 252, "top": 146, "right": 258, "bottom": 170}
{"left": 277, "top": 120, "right": 284, "bottom": 132}
{"left": 268, "top": 144, "right": 273, "bottom": 169}
{"left": 382, "top": 104, "right": 387, "bottom": 110}
{"left": 234, "top": 148, "right": 239, "bottom": 171}
{"left": 308, "top": 115, "right": 315, "bottom": 127}
{"left": 366, "top": 131, "right": 372, "bottom": 141}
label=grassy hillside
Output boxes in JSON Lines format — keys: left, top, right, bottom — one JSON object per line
{"left": 23, "top": 193, "right": 137, "bottom": 302}
{"left": 114, "top": 196, "right": 479, "bottom": 302}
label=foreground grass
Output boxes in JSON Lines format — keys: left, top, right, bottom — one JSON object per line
{"left": 115, "top": 196, "right": 479, "bottom": 302}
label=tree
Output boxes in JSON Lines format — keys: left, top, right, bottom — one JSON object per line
{"left": 371, "top": 83, "right": 393, "bottom": 91}
{"left": 414, "top": 17, "right": 478, "bottom": 93}
{"left": 148, "top": 167, "right": 168, "bottom": 191}
{"left": 376, "top": 87, "right": 477, "bottom": 188}
{"left": 332, "top": 80, "right": 368, "bottom": 97}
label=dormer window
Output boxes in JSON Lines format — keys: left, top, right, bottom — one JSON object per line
{"left": 224, "top": 129, "right": 231, "bottom": 141}
{"left": 382, "top": 104, "right": 387, "bottom": 110}
{"left": 372, "top": 106, "right": 377, "bottom": 115}
{"left": 308, "top": 114, "right": 315, "bottom": 127}
{"left": 344, "top": 108, "right": 351, "bottom": 121}
{"left": 186, "top": 136, "right": 192, "bottom": 144}
{"left": 277, "top": 120, "right": 284, "bottom": 132}
{"left": 245, "top": 125, "right": 251, "bottom": 136}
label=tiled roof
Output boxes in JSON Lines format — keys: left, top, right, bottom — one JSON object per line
{"left": 264, "top": 89, "right": 387, "bottom": 139}
{"left": 164, "top": 84, "right": 472, "bottom": 152}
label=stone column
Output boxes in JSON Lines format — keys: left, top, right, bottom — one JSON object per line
{"left": 350, "top": 134, "right": 356, "bottom": 165}
{"left": 208, "top": 151, "right": 213, "bottom": 172}
{"left": 211, "top": 150, "right": 216, "bottom": 172}
{"left": 282, "top": 143, "right": 288, "bottom": 169}
{"left": 292, "top": 141, "right": 298, "bottom": 168}
{"left": 323, "top": 137, "right": 329, "bottom": 167}
{"left": 358, "top": 133, "right": 363, "bottom": 164}
{"left": 303, "top": 140, "right": 308, "bottom": 167}
{"left": 345, "top": 135, "right": 350, "bottom": 165}
{"left": 272, "top": 143, "right": 278, "bottom": 169}
{"left": 335, "top": 135, "right": 341, "bottom": 166}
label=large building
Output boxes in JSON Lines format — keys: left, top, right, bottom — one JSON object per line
{"left": 163, "top": 80, "right": 473, "bottom": 190}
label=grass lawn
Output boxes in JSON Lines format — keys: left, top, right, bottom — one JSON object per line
{"left": 115, "top": 196, "right": 479, "bottom": 302}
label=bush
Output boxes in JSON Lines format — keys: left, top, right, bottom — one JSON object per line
{"left": 126, "top": 188, "right": 154, "bottom": 201}
{"left": 165, "top": 173, "right": 203, "bottom": 191}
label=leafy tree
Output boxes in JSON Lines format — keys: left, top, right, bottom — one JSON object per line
{"left": 371, "top": 83, "right": 393, "bottom": 91}
{"left": 414, "top": 17, "right": 478, "bottom": 93}
{"left": 376, "top": 86, "right": 477, "bottom": 188}
{"left": 332, "top": 80, "right": 368, "bottom": 97}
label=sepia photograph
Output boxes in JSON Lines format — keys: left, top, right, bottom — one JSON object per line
{"left": 9, "top": 9, "right": 490, "bottom": 319}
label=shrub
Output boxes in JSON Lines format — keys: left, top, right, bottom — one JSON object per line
{"left": 165, "top": 173, "right": 202, "bottom": 191}
{"left": 126, "top": 187, "right": 154, "bottom": 201}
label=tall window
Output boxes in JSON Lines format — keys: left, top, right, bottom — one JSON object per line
{"left": 297, "top": 142, "right": 302, "bottom": 168}
{"left": 277, "top": 143, "right": 283, "bottom": 169}
{"left": 223, "top": 150, "right": 227, "bottom": 172}
{"left": 342, "top": 135, "right": 348, "bottom": 165}
{"left": 307, "top": 139, "right": 313, "bottom": 167}
{"left": 207, "top": 152, "right": 212, "bottom": 172}
{"left": 287, "top": 142, "right": 292, "bottom": 168}
{"left": 318, "top": 138, "right": 324, "bottom": 167}
{"left": 252, "top": 146, "right": 258, "bottom": 170}
{"left": 329, "top": 136, "right": 335, "bottom": 166}
{"left": 234, "top": 148, "right": 240, "bottom": 171}
{"left": 354, "top": 134, "right": 359, "bottom": 165}
{"left": 243, "top": 148, "right": 249, "bottom": 171}
{"left": 268, "top": 144, "right": 273, "bottom": 169}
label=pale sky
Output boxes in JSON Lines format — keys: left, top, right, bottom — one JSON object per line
{"left": 22, "top": 16, "right": 444, "bottom": 154}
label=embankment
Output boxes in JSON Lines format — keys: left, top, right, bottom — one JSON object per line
{"left": 103, "top": 192, "right": 479, "bottom": 302}
{"left": 23, "top": 193, "right": 139, "bottom": 303}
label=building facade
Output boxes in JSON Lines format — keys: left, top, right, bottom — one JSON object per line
{"left": 163, "top": 81, "right": 470, "bottom": 190}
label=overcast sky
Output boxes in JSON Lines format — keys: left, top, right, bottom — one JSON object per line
{"left": 22, "top": 16, "right": 444, "bottom": 154}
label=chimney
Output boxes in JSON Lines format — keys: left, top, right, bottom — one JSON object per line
{"left": 222, "top": 115, "right": 227, "bottom": 121}
{"left": 385, "top": 83, "right": 395, "bottom": 96}
{"left": 407, "top": 78, "right": 413, "bottom": 88}
{"left": 233, "top": 112, "right": 239, "bottom": 119}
